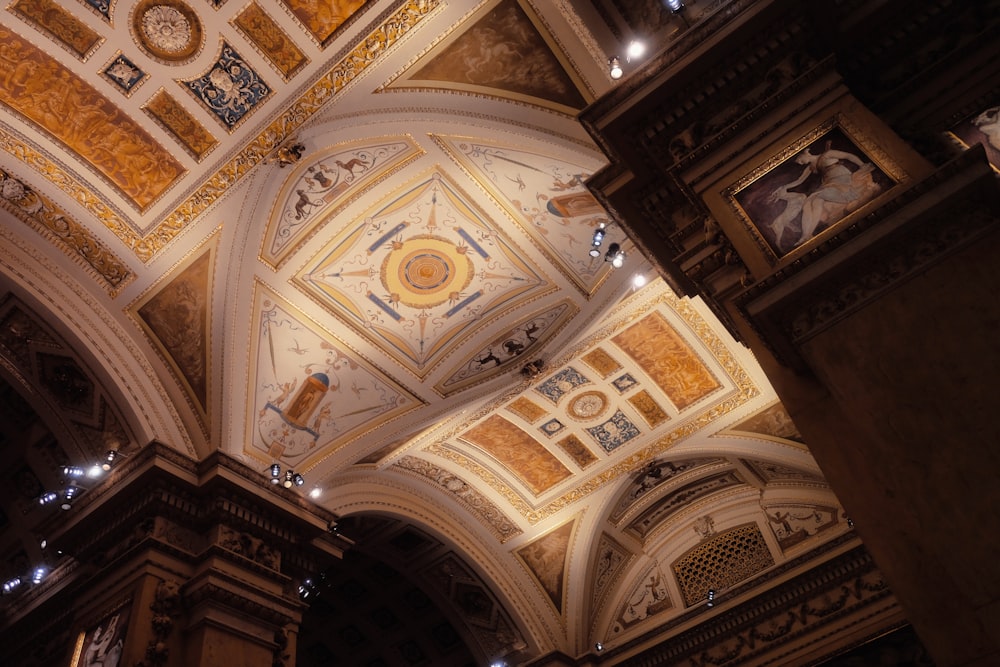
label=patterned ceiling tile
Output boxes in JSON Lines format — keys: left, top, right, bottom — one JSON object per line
{"left": 120, "top": 0, "right": 437, "bottom": 263}
{"left": 581, "top": 347, "right": 621, "bottom": 377}
{"left": 611, "top": 373, "right": 638, "bottom": 394}
{"left": 297, "top": 170, "right": 550, "bottom": 376}
{"left": 144, "top": 89, "right": 218, "bottom": 161}
{"left": 101, "top": 53, "right": 147, "bottom": 96}
{"left": 0, "top": 30, "right": 185, "bottom": 210}
{"left": 233, "top": 2, "right": 309, "bottom": 80}
{"left": 264, "top": 138, "right": 421, "bottom": 268}
{"left": 539, "top": 418, "right": 565, "bottom": 438}
{"left": 536, "top": 367, "right": 590, "bottom": 404}
{"left": 437, "top": 301, "right": 575, "bottom": 396}
{"left": 459, "top": 414, "right": 571, "bottom": 496}
{"left": 280, "top": 0, "right": 368, "bottom": 45}
{"left": 10, "top": 0, "right": 103, "bottom": 60}
{"left": 393, "top": 0, "right": 589, "bottom": 112}
{"left": 507, "top": 397, "right": 547, "bottom": 423}
{"left": 81, "top": 0, "right": 111, "bottom": 20}
{"left": 435, "top": 135, "right": 609, "bottom": 294}
{"left": 246, "top": 284, "right": 421, "bottom": 470}
{"left": 556, "top": 434, "right": 597, "bottom": 469}
{"left": 567, "top": 390, "right": 609, "bottom": 422}
{"left": 612, "top": 312, "right": 721, "bottom": 410}
{"left": 516, "top": 518, "right": 575, "bottom": 614}
{"left": 628, "top": 389, "right": 669, "bottom": 427}
{"left": 184, "top": 41, "right": 271, "bottom": 131}
{"left": 586, "top": 409, "right": 640, "bottom": 453}
{"left": 133, "top": 0, "right": 203, "bottom": 63}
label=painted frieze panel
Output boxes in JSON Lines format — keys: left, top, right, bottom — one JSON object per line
{"left": 263, "top": 138, "right": 421, "bottom": 268}
{"left": 437, "top": 301, "right": 575, "bottom": 395}
{"left": 459, "top": 414, "right": 572, "bottom": 496}
{"left": 612, "top": 312, "right": 721, "bottom": 411}
{"left": 0, "top": 28, "right": 185, "bottom": 210}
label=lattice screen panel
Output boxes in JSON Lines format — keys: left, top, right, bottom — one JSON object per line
{"left": 672, "top": 522, "right": 774, "bottom": 606}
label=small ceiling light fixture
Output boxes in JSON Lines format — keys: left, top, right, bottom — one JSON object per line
{"left": 101, "top": 449, "right": 119, "bottom": 471}
{"left": 589, "top": 222, "right": 607, "bottom": 257}
{"left": 706, "top": 588, "right": 716, "bottom": 607}
{"left": 38, "top": 491, "right": 59, "bottom": 506}
{"left": 666, "top": 0, "right": 685, "bottom": 12}
{"left": 61, "top": 485, "right": 80, "bottom": 510}
{"left": 595, "top": 641, "right": 604, "bottom": 652}
{"left": 3, "top": 576, "right": 22, "bottom": 594}
{"left": 62, "top": 466, "right": 85, "bottom": 478}
{"left": 632, "top": 273, "right": 648, "bottom": 288}
{"left": 608, "top": 56, "right": 623, "bottom": 80}
{"left": 605, "top": 243, "right": 626, "bottom": 268}
{"left": 309, "top": 487, "right": 322, "bottom": 499}
{"left": 31, "top": 566, "right": 47, "bottom": 585}
{"left": 270, "top": 463, "right": 282, "bottom": 485}
{"left": 298, "top": 578, "right": 318, "bottom": 600}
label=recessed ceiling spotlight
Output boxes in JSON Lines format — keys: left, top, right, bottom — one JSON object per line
{"left": 309, "top": 487, "right": 322, "bottom": 499}
{"left": 632, "top": 273, "right": 647, "bottom": 288}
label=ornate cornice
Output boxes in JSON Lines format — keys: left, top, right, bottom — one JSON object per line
{"left": 737, "top": 147, "right": 999, "bottom": 368}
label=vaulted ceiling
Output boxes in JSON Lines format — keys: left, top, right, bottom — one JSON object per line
{"left": 0, "top": 1, "right": 853, "bottom": 663}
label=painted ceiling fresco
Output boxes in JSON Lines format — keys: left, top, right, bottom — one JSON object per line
{"left": 0, "top": 1, "right": 855, "bottom": 662}
{"left": 390, "top": 0, "right": 590, "bottom": 112}
{"left": 247, "top": 284, "right": 420, "bottom": 470}
{"left": 295, "top": 170, "right": 552, "bottom": 377}
{"left": 0, "top": 27, "right": 185, "bottom": 210}
{"left": 436, "top": 135, "right": 613, "bottom": 294}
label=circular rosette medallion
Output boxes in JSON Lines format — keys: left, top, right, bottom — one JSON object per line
{"left": 568, "top": 391, "right": 609, "bottom": 421}
{"left": 380, "top": 235, "right": 475, "bottom": 309}
{"left": 132, "top": 0, "right": 203, "bottom": 63}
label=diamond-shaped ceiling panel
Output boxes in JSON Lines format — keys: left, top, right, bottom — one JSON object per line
{"left": 296, "top": 170, "right": 552, "bottom": 377}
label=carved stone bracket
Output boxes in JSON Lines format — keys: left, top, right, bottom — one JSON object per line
{"left": 136, "top": 579, "right": 181, "bottom": 667}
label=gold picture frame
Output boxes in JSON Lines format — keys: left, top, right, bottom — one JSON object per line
{"left": 947, "top": 105, "right": 1000, "bottom": 173}
{"left": 71, "top": 597, "right": 132, "bottom": 667}
{"left": 723, "top": 115, "right": 906, "bottom": 267}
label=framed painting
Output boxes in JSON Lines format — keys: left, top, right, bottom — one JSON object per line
{"left": 71, "top": 598, "right": 131, "bottom": 667}
{"left": 947, "top": 105, "right": 1000, "bottom": 172}
{"left": 724, "top": 116, "right": 901, "bottom": 264}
